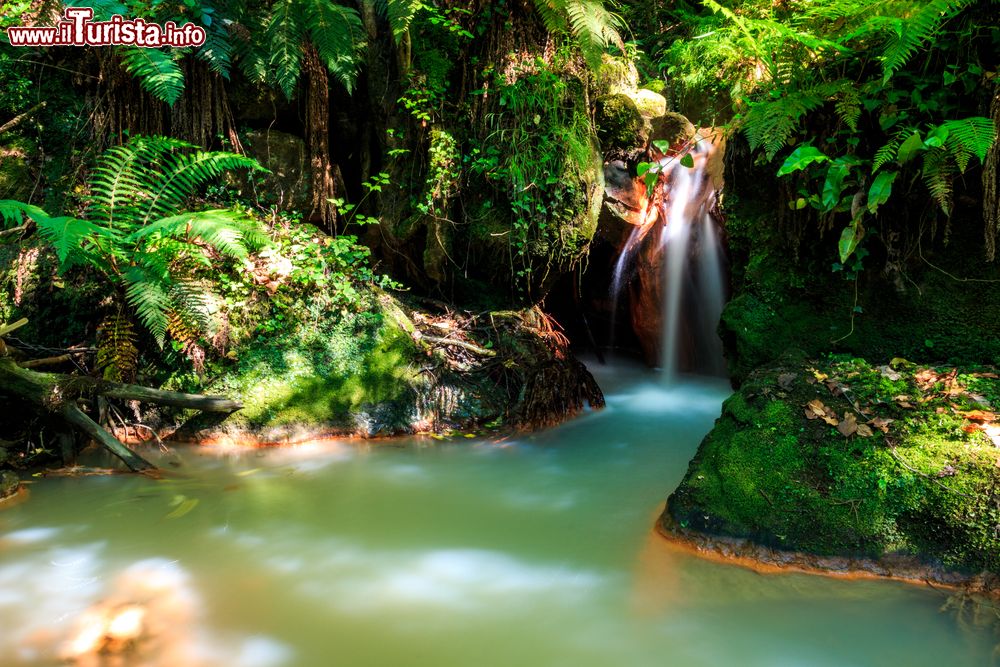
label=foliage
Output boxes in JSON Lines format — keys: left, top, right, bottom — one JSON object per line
{"left": 0, "top": 136, "right": 267, "bottom": 357}
{"left": 529, "top": 0, "right": 625, "bottom": 69}
{"left": 471, "top": 56, "right": 596, "bottom": 294}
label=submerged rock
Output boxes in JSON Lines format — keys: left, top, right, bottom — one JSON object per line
{"left": 664, "top": 357, "right": 1000, "bottom": 584}
{"left": 0, "top": 471, "right": 19, "bottom": 500}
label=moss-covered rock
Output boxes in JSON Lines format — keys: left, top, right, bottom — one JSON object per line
{"left": 595, "top": 94, "right": 645, "bottom": 151}
{"left": 666, "top": 358, "right": 1000, "bottom": 576}
{"left": 173, "top": 291, "right": 604, "bottom": 443}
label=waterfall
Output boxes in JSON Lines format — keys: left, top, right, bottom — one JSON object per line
{"left": 607, "top": 136, "right": 727, "bottom": 381}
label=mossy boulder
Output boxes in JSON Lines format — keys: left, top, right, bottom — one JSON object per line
{"left": 595, "top": 94, "right": 646, "bottom": 151}
{"left": 173, "top": 291, "right": 604, "bottom": 442}
{"left": 666, "top": 357, "right": 1000, "bottom": 575}
{"left": 596, "top": 55, "right": 639, "bottom": 96}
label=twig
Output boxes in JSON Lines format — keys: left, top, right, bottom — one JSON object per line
{"left": 421, "top": 334, "right": 496, "bottom": 357}
{"left": 18, "top": 354, "right": 76, "bottom": 368}
{"left": 0, "top": 101, "right": 46, "bottom": 135}
{"left": 0, "top": 224, "right": 31, "bottom": 239}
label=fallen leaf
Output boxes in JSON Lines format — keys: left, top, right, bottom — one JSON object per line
{"left": 837, "top": 412, "right": 858, "bottom": 437}
{"left": 878, "top": 365, "right": 902, "bottom": 381}
{"left": 889, "top": 357, "right": 912, "bottom": 368}
{"left": 806, "top": 399, "right": 825, "bottom": 415}
{"left": 961, "top": 410, "right": 996, "bottom": 423}
{"left": 972, "top": 372, "right": 999, "bottom": 379}
{"left": 935, "top": 465, "right": 957, "bottom": 478}
{"left": 856, "top": 423, "right": 874, "bottom": 437}
{"left": 811, "top": 369, "right": 829, "bottom": 382}
{"left": 870, "top": 417, "right": 894, "bottom": 433}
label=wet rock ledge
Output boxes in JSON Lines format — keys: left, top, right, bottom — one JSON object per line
{"left": 661, "top": 356, "right": 1000, "bottom": 593}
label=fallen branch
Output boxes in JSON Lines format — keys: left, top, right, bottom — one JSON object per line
{"left": 0, "top": 101, "right": 46, "bottom": 135}
{"left": 0, "top": 358, "right": 241, "bottom": 472}
{"left": 421, "top": 334, "right": 496, "bottom": 357}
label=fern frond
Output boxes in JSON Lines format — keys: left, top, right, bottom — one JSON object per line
{"left": 302, "top": 0, "right": 364, "bottom": 92}
{"left": 873, "top": 134, "right": 903, "bottom": 172}
{"left": 0, "top": 199, "right": 55, "bottom": 228}
{"left": 123, "top": 265, "right": 172, "bottom": 346}
{"left": 940, "top": 116, "right": 997, "bottom": 171}
{"left": 265, "top": 0, "right": 306, "bottom": 99}
{"left": 835, "top": 88, "right": 861, "bottom": 132}
{"left": 140, "top": 150, "right": 263, "bottom": 225}
{"left": 118, "top": 46, "right": 186, "bottom": 106}
{"left": 743, "top": 81, "right": 848, "bottom": 159}
{"left": 34, "top": 216, "right": 113, "bottom": 268}
{"left": 97, "top": 311, "right": 138, "bottom": 382}
{"left": 922, "top": 147, "right": 956, "bottom": 215}
{"left": 130, "top": 209, "right": 264, "bottom": 261}
{"left": 376, "top": 0, "right": 422, "bottom": 40}
{"left": 880, "top": 0, "right": 974, "bottom": 82}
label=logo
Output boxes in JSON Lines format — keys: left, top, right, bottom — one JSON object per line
{"left": 6, "top": 8, "right": 206, "bottom": 48}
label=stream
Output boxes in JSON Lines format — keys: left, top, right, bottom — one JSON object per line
{"left": 0, "top": 359, "right": 996, "bottom": 666}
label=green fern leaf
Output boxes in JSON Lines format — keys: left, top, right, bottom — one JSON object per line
{"left": 880, "top": 0, "right": 974, "bottom": 82}
{"left": 302, "top": 0, "right": 364, "bottom": 92}
{"left": 265, "top": 0, "right": 306, "bottom": 99}
{"left": 118, "top": 46, "right": 185, "bottom": 106}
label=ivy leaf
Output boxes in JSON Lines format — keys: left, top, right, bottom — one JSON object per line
{"left": 896, "top": 131, "right": 926, "bottom": 165}
{"left": 636, "top": 162, "right": 652, "bottom": 177}
{"left": 680, "top": 153, "right": 695, "bottom": 168}
{"left": 652, "top": 140, "right": 671, "bottom": 153}
{"left": 777, "top": 145, "right": 829, "bottom": 177}
{"left": 867, "top": 170, "right": 898, "bottom": 213}
{"left": 838, "top": 220, "right": 864, "bottom": 264}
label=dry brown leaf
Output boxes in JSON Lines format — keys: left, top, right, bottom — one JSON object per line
{"left": 878, "top": 365, "right": 902, "bottom": 381}
{"left": 837, "top": 413, "right": 858, "bottom": 437}
{"left": 856, "top": 423, "right": 874, "bottom": 437}
{"left": 805, "top": 399, "right": 826, "bottom": 419}
{"left": 961, "top": 410, "right": 997, "bottom": 423}
{"left": 972, "top": 372, "right": 999, "bottom": 379}
{"left": 870, "top": 417, "right": 894, "bottom": 433}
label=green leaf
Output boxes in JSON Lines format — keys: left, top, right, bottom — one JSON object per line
{"left": 680, "top": 153, "right": 695, "bottom": 168}
{"left": 867, "top": 171, "right": 898, "bottom": 213}
{"left": 896, "top": 131, "right": 926, "bottom": 165}
{"left": 821, "top": 158, "right": 854, "bottom": 211}
{"left": 652, "top": 140, "right": 671, "bottom": 153}
{"left": 777, "top": 145, "right": 829, "bottom": 177}
{"left": 636, "top": 162, "right": 653, "bottom": 177}
{"left": 838, "top": 221, "right": 864, "bottom": 264}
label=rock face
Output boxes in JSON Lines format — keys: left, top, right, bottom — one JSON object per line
{"left": 665, "top": 357, "right": 1000, "bottom": 579}
{"left": 594, "top": 57, "right": 728, "bottom": 365}
{"left": 0, "top": 471, "right": 19, "bottom": 500}
{"left": 230, "top": 130, "right": 311, "bottom": 211}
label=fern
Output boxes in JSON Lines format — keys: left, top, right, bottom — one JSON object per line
{"left": 922, "top": 147, "right": 957, "bottom": 215}
{"left": 377, "top": 0, "right": 423, "bottom": 39}
{"left": 879, "top": 0, "right": 974, "bottom": 82}
{"left": 530, "top": 0, "right": 624, "bottom": 69}
{"left": 6, "top": 136, "right": 268, "bottom": 353}
{"left": 119, "top": 47, "right": 186, "bottom": 106}
{"left": 743, "top": 81, "right": 850, "bottom": 159}
{"left": 97, "top": 311, "right": 138, "bottom": 382}
{"left": 259, "top": 0, "right": 364, "bottom": 99}
{"left": 302, "top": 0, "right": 365, "bottom": 92}
{"left": 940, "top": 117, "right": 997, "bottom": 172}
{"left": 872, "top": 135, "right": 903, "bottom": 172}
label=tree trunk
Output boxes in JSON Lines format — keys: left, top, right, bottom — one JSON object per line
{"left": 304, "top": 43, "right": 337, "bottom": 231}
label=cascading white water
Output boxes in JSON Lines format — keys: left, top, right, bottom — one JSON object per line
{"left": 607, "top": 137, "right": 727, "bottom": 381}
{"left": 657, "top": 140, "right": 727, "bottom": 383}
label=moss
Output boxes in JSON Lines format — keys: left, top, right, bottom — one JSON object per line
{"left": 204, "top": 299, "right": 420, "bottom": 435}
{"left": 668, "top": 359, "right": 1000, "bottom": 572}
{"left": 640, "top": 80, "right": 667, "bottom": 96}
{"left": 595, "top": 55, "right": 639, "bottom": 96}
{"left": 595, "top": 94, "right": 645, "bottom": 151}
